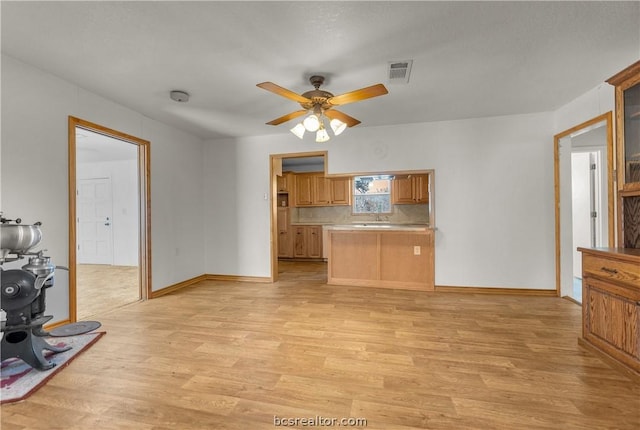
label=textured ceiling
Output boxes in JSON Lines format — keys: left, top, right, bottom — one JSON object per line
{"left": 2, "top": 1, "right": 639, "bottom": 140}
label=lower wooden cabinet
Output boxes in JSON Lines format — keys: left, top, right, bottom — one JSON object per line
{"left": 292, "top": 225, "right": 323, "bottom": 259}
{"left": 578, "top": 247, "right": 640, "bottom": 377}
{"left": 277, "top": 207, "right": 292, "bottom": 258}
{"left": 327, "top": 228, "right": 434, "bottom": 291}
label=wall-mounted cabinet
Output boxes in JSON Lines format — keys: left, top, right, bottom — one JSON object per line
{"left": 392, "top": 174, "right": 429, "bottom": 204}
{"left": 277, "top": 172, "right": 295, "bottom": 193}
{"left": 294, "top": 173, "right": 351, "bottom": 207}
{"left": 330, "top": 177, "right": 352, "bottom": 205}
{"left": 607, "top": 60, "right": 640, "bottom": 248}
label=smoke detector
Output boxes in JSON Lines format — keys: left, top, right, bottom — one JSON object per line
{"left": 170, "top": 90, "right": 190, "bottom": 102}
{"left": 387, "top": 60, "right": 413, "bottom": 84}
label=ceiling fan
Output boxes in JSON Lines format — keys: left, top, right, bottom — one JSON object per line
{"left": 257, "top": 75, "right": 388, "bottom": 141}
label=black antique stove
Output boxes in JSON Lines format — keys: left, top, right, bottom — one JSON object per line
{"left": 1, "top": 214, "right": 70, "bottom": 370}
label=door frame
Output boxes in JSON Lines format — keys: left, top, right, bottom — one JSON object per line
{"left": 554, "top": 111, "right": 614, "bottom": 297}
{"left": 68, "top": 116, "right": 151, "bottom": 321}
{"left": 269, "top": 150, "right": 327, "bottom": 282}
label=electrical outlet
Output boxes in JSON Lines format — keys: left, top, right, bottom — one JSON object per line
{"left": 413, "top": 246, "right": 421, "bottom": 255}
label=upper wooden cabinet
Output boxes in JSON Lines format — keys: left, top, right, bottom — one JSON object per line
{"left": 330, "top": 177, "right": 352, "bottom": 205}
{"left": 277, "top": 172, "right": 295, "bottom": 193}
{"left": 294, "top": 173, "right": 351, "bottom": 207}
{"left": 294, "top": 173, "right": 316, "bottom": 206}
{"left": 392, "top": 174, "right": 429, "bottom": 204}
{"left": 607, "top": 60, "right": 640, "bottom": 249}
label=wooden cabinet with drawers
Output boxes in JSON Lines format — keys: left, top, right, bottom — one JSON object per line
{"left": 578, "top": 247, "right": 640, "bottom": 377}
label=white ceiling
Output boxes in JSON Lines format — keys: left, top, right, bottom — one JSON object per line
{"left": 2, "top": 1, "right": 639, "bottom": 141}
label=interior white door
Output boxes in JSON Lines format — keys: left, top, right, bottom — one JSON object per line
{"left": 571, "top": 153, "right": 593, "bottom": 279}
{"left": 77, "top": 177, "right": 114, "bottom": 265}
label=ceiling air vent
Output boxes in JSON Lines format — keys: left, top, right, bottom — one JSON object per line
{"left": 387, "top": 60, "right": 413, "bottom": 84}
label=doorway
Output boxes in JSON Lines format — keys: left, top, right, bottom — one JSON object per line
{"left": 69, "top": 117, "right": 151, "bottom": 321}
{"left": 270, "top": 151, "right": 327, "bottom": 282}
{"left": 554, "top": 112, "right": 614, "bottom": 301}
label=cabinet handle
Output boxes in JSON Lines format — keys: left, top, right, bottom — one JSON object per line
{"left": 600, "top": 267, "right": 618, "bottom": 274}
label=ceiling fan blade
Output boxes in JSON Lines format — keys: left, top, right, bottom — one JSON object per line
{"left": 266, "top": 110, "right": 308, "bottom": 126}
{"left": 327, "top": 83, "right": 388, "bottom": 106}
{"left": 257, "top": 82, "right": 311, "bottom": 104}
{"left": 324, "top": 109, "right": 361, "bottom": 127}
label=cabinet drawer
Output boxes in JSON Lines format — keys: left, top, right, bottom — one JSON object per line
{"left": 583, "top": 254, "right": 640, "bottom": 286}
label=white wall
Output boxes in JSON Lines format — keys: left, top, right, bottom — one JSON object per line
{"left": 204, "top": 112, "right": 557, "bottom": 290}
{"left": 77, "top": 159, "right": 139, "bottom": 266}
{"left": 1, "top": 54, "right": 206, "bottom": 323}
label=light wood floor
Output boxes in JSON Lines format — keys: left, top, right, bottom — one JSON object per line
{"left": 2, "top": 261, "right": 639, "bottom": 429}
{"left": 76, "top": 264, "right": 140, "bottom": 320}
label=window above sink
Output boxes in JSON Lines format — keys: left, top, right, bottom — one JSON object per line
{"left": 352, "top": 175, "right": 393, "bottom": 214}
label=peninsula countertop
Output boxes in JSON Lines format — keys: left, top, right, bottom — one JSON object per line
{"left": 324, "top": 223, "right": 432, "bottom": 232}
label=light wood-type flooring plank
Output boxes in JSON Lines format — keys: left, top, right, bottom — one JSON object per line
{"left": 76, "top": 264, "right": 140, "bottom": 319}
{"left": 2, "top": 261, "right": 639, "bottom": 429}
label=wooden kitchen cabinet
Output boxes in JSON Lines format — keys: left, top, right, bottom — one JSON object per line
{"left": 392, "top": 174, "right": 429, "bottom": 204}
{"left": 277, "top": 172, "right": 295, "bottom": 193}
{"left": 293, "top": 172, "right": 332, "bottom": 207}
{"left": 327, "top": 227, "right": 434, "bottom": 291}
{"left": 314, "top": 175, "right": 331, "bottom": 205}
{"left": 293, "top": 225, "right": 323, "bottom": 259}
{"left": 578, "top": 247, "right": 640, "bottom": 377}
{"left": 294, "top": 174, "right": 314, "bottom": 206}
{"left": 277, "top": 207, "right": 292, "bottom": 258}
{"left": 330, "top": 177, "right": 352, "bottom": 205}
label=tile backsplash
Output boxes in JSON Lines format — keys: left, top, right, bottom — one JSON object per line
{"left": 292, "top": 204, "right": 429, "bottom": 225}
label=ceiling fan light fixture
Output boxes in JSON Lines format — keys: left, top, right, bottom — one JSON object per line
{"left": 290, "top": 123, "right": 305, "bottom": 139}
{"left": 316, "top": 123, "right": 330, "bottom": 143}
{"left": 303, "top": 114, "right": 320, "bottom": 132}
{"left": 330, "top": 118, "right": 347, "bottom": 136}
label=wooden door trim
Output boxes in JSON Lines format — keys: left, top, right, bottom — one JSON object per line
{"left": 553, "top": 111, "right": 614, "bottom": 297}
{"left": 68, "top": 116, "right": 151, "bottom": 322}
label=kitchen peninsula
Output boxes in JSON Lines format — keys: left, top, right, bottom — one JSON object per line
{"left": 325, "top": 224, "right": 434, "bottom": 291}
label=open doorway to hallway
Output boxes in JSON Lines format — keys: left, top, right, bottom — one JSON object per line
{"left": 69, "top": 117, "right": 151, "bottom": 321}
{"left": 75, "top": 128, "right": 139, "bottom": 318}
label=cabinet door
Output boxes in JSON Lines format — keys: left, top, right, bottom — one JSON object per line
{"left": 278, "top": 230, "right": 293, "bottom": 258}
{"left": 583, "top": 277, "right": 640, "bottom": 368}
{"left": 277, "top": 207, "right": 289, "bottom": 232}
{"left": 392, "top": 176, "right": 415, "bottom": 204}
{"left": 277, "top": 172, "right": 293, "bottom": 193}
{"left": 307, "top": 226, "right": 323, "bottom": 258}
{"left": 313, "top": 174, "right": 331, "bottom": 205}
{"left": 414, "top": 175, "right": 429, "bottom": 203}
{"left": 293, "top": 226, "right": 307, "bottom": 257}
{"left": 330, "top": 177, "right": 352, "bottom": 205}
{"left": 277, "top": 207, "right": 292, "bottom": 258}
{"left": 294, "top": 174, "right": 313, "bottom": 206}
